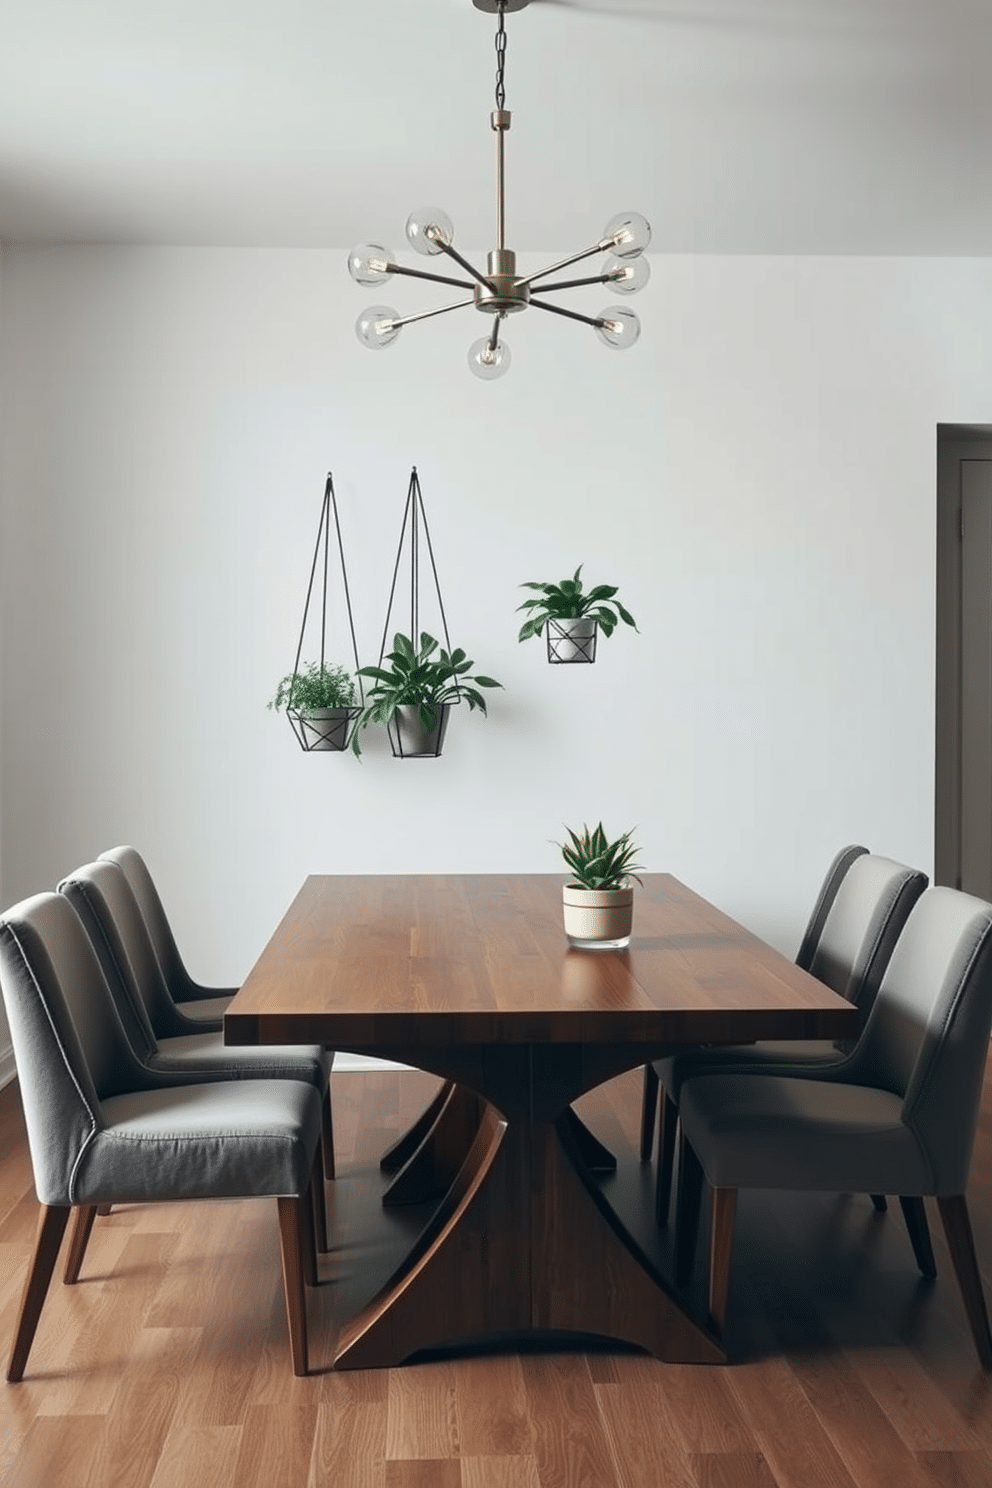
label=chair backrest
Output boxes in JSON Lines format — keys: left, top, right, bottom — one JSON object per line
{"left": 0, "top": 892, "right": 154, "bottom": 1204}
{"left": 838, "top": 885, "right": 992, "bottom": 1193}
{"left": 97, "top": 845, "right": 196, "bottom": 999}
{"left": 795, "top": 844, "right": 868, "bottom": 971}
{"left": 802, "top": 852, "right": 928, "bottom": 1039}
{"left": 58, "top": 860, "right": 191, "bottom": 1046}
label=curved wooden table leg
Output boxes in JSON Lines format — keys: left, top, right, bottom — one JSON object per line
{"left": 383, "top": 1083, "right": 614, "bottom": 1206}
{"left": 380, "top": 1080, "right": 455, "bottom": 1176}
{"left": 564, "top": 1107, "right": 617, "bottom": 1175}
{"left": 382, "top": 1084, "right": 483, "bottom": 1207}
{"left": 334, "top": 1045, "right": 723, "bottom": 1370}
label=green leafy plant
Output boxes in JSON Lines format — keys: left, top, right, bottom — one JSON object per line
{"left": 351, "top": 631, "right": 502, "bottom": 755}
{"left": 558, "top": 823, "right": 643, "bottom": 891}
{"left": 517, "top": 565, "right": 637, "bottom": 643}
{"left": 268, "top": 661, "right": 358, "bottom": 716}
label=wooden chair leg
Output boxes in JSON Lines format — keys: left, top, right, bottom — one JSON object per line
{"left": 937, "top": 1195, "right": 992, "bottom": 1368}
{"left": 675, "top": 1131, "right": 704, "bottom": 1287}
{"left": 311, "top": 1149, "right": 329, "bottom": 1255}
{"left": 276, "top": 1196, "right": 310, "bottom": 1377}
{"left": 96, "top": 1204, "right": 113, "bottom": 1217}
{"left": 63, "top": 1205, "right": 98, "bottom": 1284}
{"left": 639, "top": 1064, "right": 659, "bottom": 1161}
{"left": 321, "top": 1085, "right": 335, "bottom": 1181}
{"left": 708, "top": 1186, "right": 738, "bottom": 1337}
{"left": 7, "top": 1204, "right": 72, "bottom": 1382}
{"left": 655, "top": 1089, "right": 679, "bottom": 1228}
{"left": 870, "top": 1194, "right": 888, "bottom": 1213}
{"left": 899, "top": 1195, "right": 936, "bottom": 1279}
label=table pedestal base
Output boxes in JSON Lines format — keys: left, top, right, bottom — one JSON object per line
{"left": 334, "top": 1046, "right": 723, "bottom": 1369}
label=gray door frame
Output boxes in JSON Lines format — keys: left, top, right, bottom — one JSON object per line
{"left": 935, "top": 424, "right": 992, "bottom": 890}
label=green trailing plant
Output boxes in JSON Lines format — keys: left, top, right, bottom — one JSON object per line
{"left": 268, "top": 661, "right": 358, "bottom": 716}
{"left": 558, "top": 822, "right": 643, "bottom": 892}
{"left": 517, "top": 565, "right": 637, "bottom": 643}
{"left": 351, "top": 631, "right": 502, "bottom": 755}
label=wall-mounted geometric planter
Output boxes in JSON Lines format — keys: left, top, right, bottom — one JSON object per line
{"left": 547, "top": 617, "right": 598, "bottom": 664}
{"left": 517, "top": 566, "right": 637, "bottom": 667}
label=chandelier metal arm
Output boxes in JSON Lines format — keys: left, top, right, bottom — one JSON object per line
{"left": 386, "top": 297, "right": 478, "bottom": 331}
{"left": 526, "top": 273, "right": 618, "bottom": 294}
{"left": 432, "top": 238, "right": 492, "bottom": 289}
{"left": 518, "top": 238, "right": 617, "bottom": 288}
{"left": 529, "top": 298, "right": 607, "bottom": 330}
{"left": 385, "top": 262, "right": 476, "bottom": 291}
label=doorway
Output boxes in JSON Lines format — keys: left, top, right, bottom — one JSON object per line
{"left": 935, "top": 424, "right": 992, "bottom": 894}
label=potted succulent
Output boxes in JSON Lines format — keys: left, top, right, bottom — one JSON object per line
{"left": 517, "top": 565, "right": 637, "bottom": 663}
{"left": 268, "top": 660, "right": 360, "bottom": 752}
{"left": 558, "top": 822, "right": 643, "bottom": 948}
{"left": 351, "top": 631, "right": 502, "bottom": 758}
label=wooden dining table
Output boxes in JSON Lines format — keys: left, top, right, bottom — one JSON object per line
{"left": 224, "top": 872, "right": 858, "bottom": 1369}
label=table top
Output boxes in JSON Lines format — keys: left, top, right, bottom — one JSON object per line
{"left": 224, "top": 873, "right": 858, "bottom": 1052}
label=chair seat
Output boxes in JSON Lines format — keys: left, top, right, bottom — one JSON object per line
{"left": 149, "top": 1033, "right": 332, "bottom": 1088}
{"left": 174, "top": 994, "right": 234, "bottom": 1025}
{"left": 656, "top": 1039, "right": 847, "bottom": 1102}
{"left": 679, "top": 1073, "right": 931, "bottom": 1195}
{"left": 75, "top": 1078, "right": 323, "bottom": 1204}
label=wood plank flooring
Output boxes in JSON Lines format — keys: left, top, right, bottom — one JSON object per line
{"left": 2, "top": 1059, "right": 992, "bottom": 1488}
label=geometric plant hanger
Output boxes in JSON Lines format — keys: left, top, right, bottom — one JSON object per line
{"left": 284, "top": 472, "right": 364, "bottom": 752}
{"left": 373, "top": 466, "right": 458, "bottom": 758}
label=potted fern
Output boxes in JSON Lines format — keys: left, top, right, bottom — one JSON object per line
{"left": 559, "top": 822, "right": 643, "bottom": 948}
{"left": 351, "top": 631, "right": 502, "bottom": 758}
{"left": 268, "top": 660, "right": 360, "bottom": 752}
{"left": 517, "top": 565, "right": 637, "bottom": 663}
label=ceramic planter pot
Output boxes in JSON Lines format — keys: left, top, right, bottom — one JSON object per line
{"left": 562, "top": 883, "right": 634, "bottom": 949}
{"left": 291, "top": 707, "right": 358, "bottom": 752}
{"left": 387, "top": 702, "right": 451, "bottom": 758}
{"left": 546, "top": 617, "right": 598, "bottom": 664}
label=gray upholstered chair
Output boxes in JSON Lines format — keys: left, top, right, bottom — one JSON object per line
{"left": 97, "top": 844, "right": 233, "bottom": 1027}
{"left": 645, "top": 848, "right": 927, "bottom": 1225}
{"left": 675, "top": 885, "right": 992, "bottom": 1367}
{"left": 0, "top": 892, "right": 322, "bottom": 1381}
{"left": 58, "top": 860, "right": 335, "bottom": 1185}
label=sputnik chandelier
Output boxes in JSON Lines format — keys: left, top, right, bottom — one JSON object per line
{"left": 348, "top": 0, "right": 651, "bottom": 380}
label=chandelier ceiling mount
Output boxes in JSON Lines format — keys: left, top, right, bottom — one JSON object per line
{"left": 349, "top": 0, "right": 651, "bottom": 380}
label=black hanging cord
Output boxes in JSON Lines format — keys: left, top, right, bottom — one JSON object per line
{"left": 377, "top": 468, "right": 454, "bottom": 678}
{"left": 291, "top": 472, "right": 364, "bottom": 707}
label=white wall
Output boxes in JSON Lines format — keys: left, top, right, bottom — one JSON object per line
{"left": 1, "top": 246, "right": 990, "bottom": 1030}
{"left": 0, "top": 241, "right": 10, "bottom": 1082}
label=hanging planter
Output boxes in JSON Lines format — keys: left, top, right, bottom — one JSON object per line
{"left": 517, "top": 565, "right": 637, "bottom": 664}
{"left": 351, "top": 468, "right": 502, "bottom": 758}
{"left": 268, "top": 474, "right": 364, "bottom": 753}
{"left": 387, "top": 701, "right": 451, "bottom": 760}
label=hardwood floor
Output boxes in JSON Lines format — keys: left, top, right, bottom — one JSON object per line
{"left": 2, "top": 1060, "right": 992, "bottom": 1488}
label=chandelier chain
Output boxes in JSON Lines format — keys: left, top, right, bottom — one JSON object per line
{"left": 494, "top": 1, "right": 507, "bottom": 110}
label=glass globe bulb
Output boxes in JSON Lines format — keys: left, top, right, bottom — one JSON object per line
{"left": 468, "top": 335, "right": 511, "bottom": 380}
{"left": 603, "top": 211, "right": 652, "bottom": 259}
{"left": 595, "top": 307, "right": 641, "bottom": 351}
{"left": 347, "top": 244, "right": 395, "bottom": 286}
{"left": 603, "top": 254, "right": 650, "bottom": 294}
{"left": 405, "top": 207, "right": 455, "bottom": 256}
{"left": 355, "top": 306, "right": 400, "bottom": 351}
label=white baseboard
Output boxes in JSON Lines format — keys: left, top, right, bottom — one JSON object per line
{"left": 0, "top": 1043, "right": 17, "bottom": 1091}
{"left": 332, "top": 1053, "right": 412, "bottom": 1074}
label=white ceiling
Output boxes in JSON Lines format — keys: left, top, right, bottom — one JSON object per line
{"left": 1, "top": 0, "right": 991, "bottom": 253}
